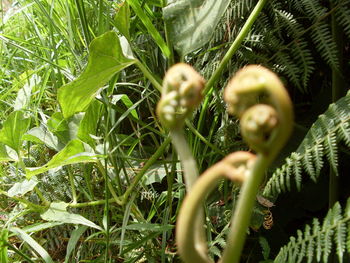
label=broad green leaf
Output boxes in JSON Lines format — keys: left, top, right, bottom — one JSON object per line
{"left": 47, "top": 112, "right": 84, "bottom": 144}
{"left": 114, "top": 1, "right": 131, "bottom": 39}
{"left": 25, "top": 139, "right": 101, "bottom": 177}
{"left": 14, "top": 74, "right": 40, "bottom": 110}
{"left": 112, "top": 94, "right": 139, "bottom": 119}
{"left": 58, "top": 31, "right": 137, "bottom": 118}
{"left": 7, "top": 176, "right": 38, "bottom": 197}
{"left": 10, "top": 227, "right": 54, "bottom": 263}
{"left": 24, "top": 126, "right": 63, "bottom": 151}
{"left": 41, "top": 202, "right": 102, "bottom": 230}
{"left": 0, "top": 230, "right": 8, "bottom": 263}
{"left": 127, "top": 0, "right": 170, "bottom": 57}
{"left": 65, "top": 226, "right": 88, "bottom": 263}
{"left": 0, "top": 111, "right": 30, "bottom": 152}
{"left": 77, "top": 100, "right": 104, "bottom": 146}
{"left": 0, "top": 143, "right": 18, "bottom": 161}
{"left": 163, "top": 0, "right": 230, "bottom": 57}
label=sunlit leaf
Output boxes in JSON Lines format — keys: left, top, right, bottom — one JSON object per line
{"left": 7, "top": 176, "right": 38, "bottom": 197}
{"left": 25, "top": 139, "right": 102, "bottom": 177}
{"left": 24, "top": 126, "right": 63, "bottom": 151}
{"left": 0, "top": 111, "right": 31, "bottom": 152}
{"left": 163, "top": 0, "right": 230, "bottom": 56}
{"left": 58, "top": 31, "right": 137, "bottom": 118}
{"left": 0, "top": 143, "right": 18, "bottom": 162}
{"left": 14, "top": 74, "right": 40, "bottom": 110}
{"left": 41, "top": 202, "right": 102, "bottom": 230}
{"left": 114, "top": 1, "right": 131, "bottom": 39}
{"left": 10, "top": 227, "right": 54, "bottom": 263}
{"left": 77, "top": 100, "right": 104, "bottom": 146}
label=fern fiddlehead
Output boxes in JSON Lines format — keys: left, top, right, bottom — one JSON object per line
{"left": 157, "top": 63, "right": 208, "bottom": 257}
{"left": 175, "top": 65, "right": 293, "bottom": 263}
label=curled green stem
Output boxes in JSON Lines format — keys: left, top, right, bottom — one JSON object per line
{"left": 176, "top": 152, "right": 256, "bottom": 263}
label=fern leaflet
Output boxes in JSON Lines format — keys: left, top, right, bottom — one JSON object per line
{"left": 264, "top": 91, "right": 350, "bottom": 197}
{"left": 274, "top": 199, "right": 350, "bottom": 263}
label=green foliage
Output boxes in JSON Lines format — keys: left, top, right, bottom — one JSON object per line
{"left": 163, "top": 0, "right": 230, "bottom": 57}
{"left": 275, "top": 199, "right": 350, "bottom": 263}
{"left": 263, "top": 90, "right": 350, "bottom": 197}
{"left": 25, "top": 139, "right": 101, "bottom": 178}
{"left": 0, "top": 111, "right": 30, "bottom": 153}
{"left": 58, "top": 31, "right": 136, "bottom": 118}
{"left": 0, "top": 0, "right": 349, "bottom": 262}
{"left": 41, "top": 202, "right": 102, "bottom": 230}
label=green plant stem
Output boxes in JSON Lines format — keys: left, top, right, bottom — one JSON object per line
{"left": 0, "top": 190, "right": 46, "bottom": 212}
{"left": 169, "top": 129, "right": 198, "bottom": 189}
{"left": 68, "top": 167, "right": 77, "bottom": 204}
{"left": 204, "top": 0, "right": 268, "bottom": 95}
{"left": 177, "top": 162, "right": 234, "bottom": 263}
{"left": 69, "top": 137, "right": 171, "bottom": 208}
{"left": 195, "top": 0, "right": 267, "bottom": 155}
{"left": 220, "top": 154, "right": 270, "bottom": 263}
{"left": 5, "top": 241, "right": 36, "bottom": 263}
{"left": 169, "top": 129, "right": 208, "bottom": 258}
{"left": 121, "top": 136, "right": 171, "bottom": 204}
{"left": 74, "top": 0, "right": 91, "bottom": 46}
{"left": 96, "top": 161, "right": 123, "bottom": 206}
{"left": 135, "top": 60, "right": 163, "bottom": 91}
{"left": 33, "top": 186, "right": 50, "bottom": 206}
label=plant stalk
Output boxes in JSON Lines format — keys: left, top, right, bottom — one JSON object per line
{"left": 204, "top": 0, "right": 268, "bottom": 95}
{"left": 169, "top": 129, "right": 208, "bottom": 258}
{"left": 220, "top": 154, "right": 271, "bottom": 263}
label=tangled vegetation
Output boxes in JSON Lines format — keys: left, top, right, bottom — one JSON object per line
{"left": 0, "top": 0, "right": 349, "bottom": 262}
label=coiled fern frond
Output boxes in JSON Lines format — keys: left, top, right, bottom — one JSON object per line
{"left": 274, "top": 198, "right": 350, "bottom": 263}
{"left": 263, "top": 90, "right": 350, "bottom": 197}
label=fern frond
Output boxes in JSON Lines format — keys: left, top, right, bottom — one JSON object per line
{"left": 263, "top": 91, "right": 350, "bottom": 197}
{"left": 293, "top": 40, "right": 315, "bottom": 90}
{"left": 300, "top": 0, "right": 327, "bottom": 20}
{"left": 274, "top": 51, "right": 302, "bottom": 90}
{"left": 310, "top": 22, "right": 339, "bottom": 69}
{"left": 334, "top": 0, "right": 350, "bottom": 39}
{"left": 274, "top": 200, "right": 350, "bottom": 263}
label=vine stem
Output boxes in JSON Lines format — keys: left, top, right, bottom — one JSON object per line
{"left": 220, "top": 154, "right": 271, "bottom": 263}
{"left": 204, "top": 0, "right": 268, "bottom": 95}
